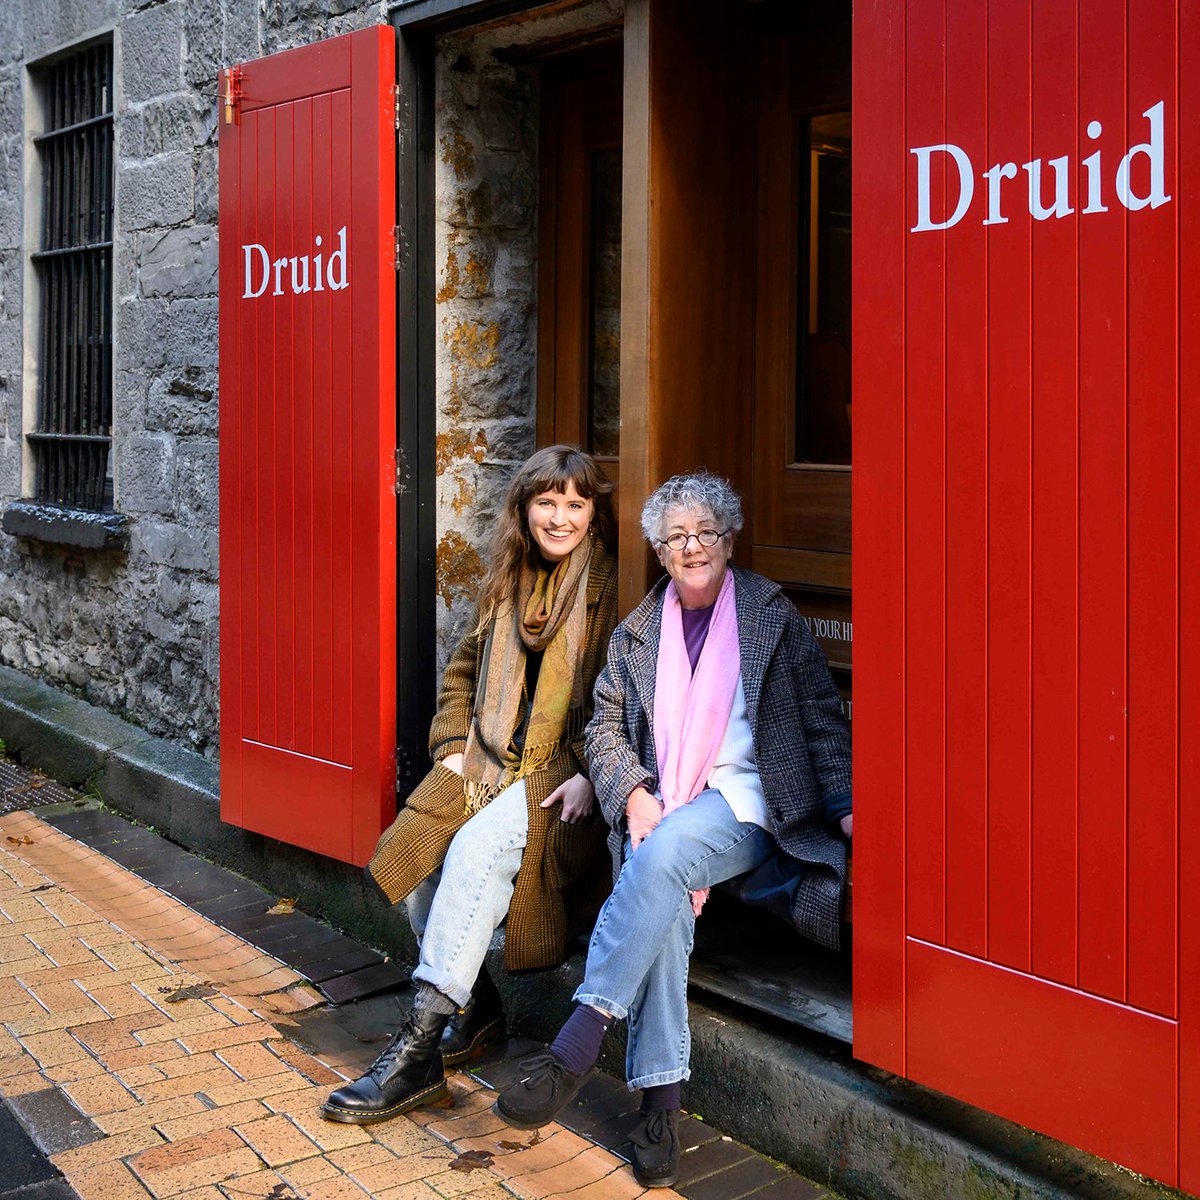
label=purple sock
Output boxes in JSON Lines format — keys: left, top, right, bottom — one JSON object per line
{"left": 641, "top": 1082, "right": 681, "bottom": 1112}
{"left": 550, "top": 1004, "right": 612, "bottom": 1074}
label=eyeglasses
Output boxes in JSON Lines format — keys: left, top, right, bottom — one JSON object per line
{"left": 657, "top": 529, "right": 730, "bottom": 552}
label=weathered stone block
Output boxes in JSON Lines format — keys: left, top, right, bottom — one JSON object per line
{"left": 146, "top": 369, "right": 217, "bottom": 436}
{"left": 140, "top": 224, "right": 217, "bottom": 298}
{"left": 0, "top": 7, "right": 21, "bottom": 67}
{"left": 122, "top": 0, "right": 184, "bottom": 103}
{"left": 116, "top": 299, "right": 170, "bottom": 371}
{"left": 119, "top": 153, "right": 194, "bottom": 232}
{"left": 164, "top": 297, "right": 219, "bottom": 370}
{"left": 0, "top": 196, "right": 19, "bottom": 250}
{"left": 117, "top": 432, "right": 176, "bottom": 515}
{"left": 22, "top": 0, "right": 120, "bottom": 63}
{"left": 128, "top": 93, "right": 216, "bottom": 159}
{"left": 194, "top": 147, "right": 218, "bottom": 225}
{"left": 173, "top": 527, "right": 217, "bottom": 573}
{"left": 223, "top": 2, "right": 261, "bottom": 64}
{"left": 0, "top": 70, "right": 21, "bottom": 132}
{"left": 183, "top": 0, "right": 223, "bottom": 90}
{"left": 176, "top": 440, "right": 218, "bottom": 527}
{"left": 132, "top": 517, "right": 175, "bottom": 565}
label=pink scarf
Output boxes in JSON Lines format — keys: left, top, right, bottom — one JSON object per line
{"left": 653, "top": 570, "right": 740, "bottom": 914}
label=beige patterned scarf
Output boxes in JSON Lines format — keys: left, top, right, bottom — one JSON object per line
{"left": 461, "top": 538, "right": 596, "bottom": 812}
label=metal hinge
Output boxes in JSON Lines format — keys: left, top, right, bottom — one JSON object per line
{"left": 394, "top": 445, "right": 409, "bottom": 496}
{"left": 393, "top": 84, "right": 401, "bottom": 131}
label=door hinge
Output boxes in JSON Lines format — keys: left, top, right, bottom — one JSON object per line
{"left": 393, "top": 84, "right": 401, "bottom": 131}
{"left": 222, "top": 66, "right": 244, "bottom": 125}
{"left": 394, "top": 446, "right": 409, "bottom": 496}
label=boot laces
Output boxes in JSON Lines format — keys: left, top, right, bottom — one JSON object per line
{"left": 369, "top": 1017, "right": 418, "bottom": 1076}
{"left": 516, "top": 1050, "right": 568, "bottom": 1093}
{"left": 632, "top": 1108, "right": 669, "bottom": 1148}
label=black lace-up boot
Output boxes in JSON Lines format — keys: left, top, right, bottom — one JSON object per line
{"left": 322, "top": 1005, "right": 451, "bottom": 1124}
{"left": 493, "top": 1049, "right": 593, "bottom": 1129}
{"left": 441, "top": 967, "right": 507, "bottom": 1067}
{"left": 630, "top": 1107, "right": 680, "bottom": 1187}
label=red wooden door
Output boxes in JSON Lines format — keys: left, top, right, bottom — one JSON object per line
{"left": 218, "top": 27, "right": 397, "bottom": 866}
{"left": 853, "top": 1, "right": 1198, "bottom": 1189}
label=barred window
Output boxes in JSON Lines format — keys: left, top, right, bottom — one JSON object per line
{"left": 29, "top": 42, "right": 114, "bottom": 512}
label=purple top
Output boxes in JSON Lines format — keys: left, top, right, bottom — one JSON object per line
{"left": 680, "top": 602, "right": 716, "bottom": 673}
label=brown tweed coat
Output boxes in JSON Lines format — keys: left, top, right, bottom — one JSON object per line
{"left": 367, "top": 547, "right": 619, "bottom": 972}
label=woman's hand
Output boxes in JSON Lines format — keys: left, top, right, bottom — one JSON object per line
{"left": 440, "top": 752, "right": 465, "bottom": 776}
{"left": 541, "top": 773, "right": 595, "bottom": 824}
{"left": 625, "top": 787, "right": 662, "bottom": 850}
{"left": 839, "top": 812, "right": 852, "bottom": 839}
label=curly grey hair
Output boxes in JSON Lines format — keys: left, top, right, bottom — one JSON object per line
{"left": 640, "top": 471, "right": 745, "bottom": 544}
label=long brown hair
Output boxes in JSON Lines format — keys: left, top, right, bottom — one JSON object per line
{"left": 475, "top": 445, "right": 616, "bottom": 632}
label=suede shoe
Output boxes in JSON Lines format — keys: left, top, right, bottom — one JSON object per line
{"left": 630, "top": 1107, "right": 680, "bottom": 1187}
{"left": 322, "top": 1006, "right": 450, "bottom": 1124}
{"left": 442, "top": 970, "right": 507, "bottom": 1068}
{"left": 493, "top": 1049, "right": 593, "bottom": 1129}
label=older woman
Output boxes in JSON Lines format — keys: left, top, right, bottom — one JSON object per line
{"left": 494, "top": 472, "right": 852, "bottom": 1187}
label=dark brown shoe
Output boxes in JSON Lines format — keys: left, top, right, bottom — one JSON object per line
{"left": 630, "top": 1107, "right": 680, "bottom": 1187}
{"left": 493, "top": 1049, "right": 593, "bottom": 1130}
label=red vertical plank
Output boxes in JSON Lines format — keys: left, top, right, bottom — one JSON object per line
{"left": 329, "top": 86, "right": 355, "bottom": 770}
{"left": 985, "top": 0, "right": 1033, "bottom": 973}
{"left": 292, "top": 96, "right": 315, "bottom": 758}
{"left": 942, "top": 0, "right": 988, "bottom": 960}
{"left": 1179, "top": 0, "right": 1200, "bottom": 1183}
{"left": 1125, "top": 0, "right": 1178, "bottom": 1021}
{"left": 274, "top": 102, "right": 297, "bottom": 752}
{"left": 1076, "top": 0, "right": 1128, "bottom": 1004}
{"left": 348, "top": 27, "right": 397, "bottom": 864}
{"left": 852, "top": 0, "right": 908, "bottom": 1075}
{"left": 1028, "top": 0, "right": 1079, "bottom": 987}
{"left": 903, "top": 0, "right": 946, "bottom": 947}
{"left": 310, "top": 91, "right": 335, "bottom": 765}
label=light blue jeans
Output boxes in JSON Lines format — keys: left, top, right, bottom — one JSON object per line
{"left": 406, "top": 779, "right": 528, "bottom": 1008}
{"left": 574, "top": 789, "right": 774, "bottom": 1088}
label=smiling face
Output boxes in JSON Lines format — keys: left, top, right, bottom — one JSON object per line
{"left": 656, "top": 505, "right": 734, "bottom": 609}
{"left": 526, "top": 482, "right": 594, "bottom": 564}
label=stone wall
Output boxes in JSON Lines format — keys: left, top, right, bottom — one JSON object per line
{"left": 431, "top": 33, "right": 540, "bottom": 668}
{"left": 0, "top": 0, "right": 386, "bottom": 754}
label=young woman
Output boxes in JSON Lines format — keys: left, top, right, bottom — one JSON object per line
{"left": 323, "top": 445, "right": 618, "bottom": 1126}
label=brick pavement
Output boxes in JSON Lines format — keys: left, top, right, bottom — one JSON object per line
{"left": 0, "top": 810, "right": 683, "bottom": 1200}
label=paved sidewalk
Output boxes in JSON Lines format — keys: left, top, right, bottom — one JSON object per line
{"left": 0, "top": 807, "right": 691, "bottom": 1200}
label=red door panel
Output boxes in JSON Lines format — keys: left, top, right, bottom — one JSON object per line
{"left": 853, "top": 0, "right": 1195, "bottom": 1187}
{"left": 218, "top": 27, "right": 397, "bottom": 866}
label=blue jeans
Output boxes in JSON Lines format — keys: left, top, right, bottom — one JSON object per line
{"left": 574, "top": 789, "right": 774, "bottom": 1088}
{"left": 406, "top": 779, "right": 528, "bottom": 1008}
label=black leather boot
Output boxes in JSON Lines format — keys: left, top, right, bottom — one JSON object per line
{"left": 442, "top": 968, "right": 507, "bottom": 1068}
{"left": 322, "top": 1005, "right": 451, "bottom": 1124}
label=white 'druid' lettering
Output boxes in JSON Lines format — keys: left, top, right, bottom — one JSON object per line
{"left": 910, "top": 101, "right": 1171, "bottom": 232}
{"left": 242, "top": 226, "right": 349, "bottom": 298}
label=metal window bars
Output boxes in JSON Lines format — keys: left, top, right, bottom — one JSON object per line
{"left": 29, "top": 42, "right": 114, "bottom": 512}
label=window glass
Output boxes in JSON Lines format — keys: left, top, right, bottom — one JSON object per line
{"left": 796, "top": 110, "right": 851, "bottom": 466}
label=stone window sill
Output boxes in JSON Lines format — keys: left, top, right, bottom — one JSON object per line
{"left": 1, "top": 500, "right": 131, "bottom": 552}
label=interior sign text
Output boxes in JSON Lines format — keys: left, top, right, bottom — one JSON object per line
{"left": 242, "top": 226, "right": 349, "bottom": 298}
{"left": 909, "top": 101, "right": 1171, "bottom": 232}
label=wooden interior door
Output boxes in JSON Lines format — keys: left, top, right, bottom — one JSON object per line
{"left": 853, "top": 0, "right": 1197, "bottom": 1188}
{"left": 218, "top": 27, "right": 398, "bottom": 866}
{"left": 537, "top": 45, "right": 623, "bottom": 499}
{"left": 751, "top": 10, "right": 853, "bottom": 716}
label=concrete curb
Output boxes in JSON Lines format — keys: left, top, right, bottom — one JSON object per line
{"left": 0, "top": 665, "right": 1185, "bottom": 1200}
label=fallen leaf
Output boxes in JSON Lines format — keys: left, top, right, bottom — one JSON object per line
{"left": 498, "top": 1139, "right": 539, "bottom": 1152}
{"left": 30, "top": 884, "right": 54, "bottom": 893}
{"left": 5, "top": 835, "right": 33, "bottom": 845}
{"left": 449, "top": 1150, "right": 493, "bottom": 1173}
{"left": 160, "top": 983, "right": 218, "bottom": 1003}
{"left": 266, "top": 897, "right": 296, "bottom": 915}
{"left": 29, "top": 779, "right": 44, "bottom": 789}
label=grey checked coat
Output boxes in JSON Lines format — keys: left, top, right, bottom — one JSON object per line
{"left": 584, "top": 566, "right": 853, "bottom": 950}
